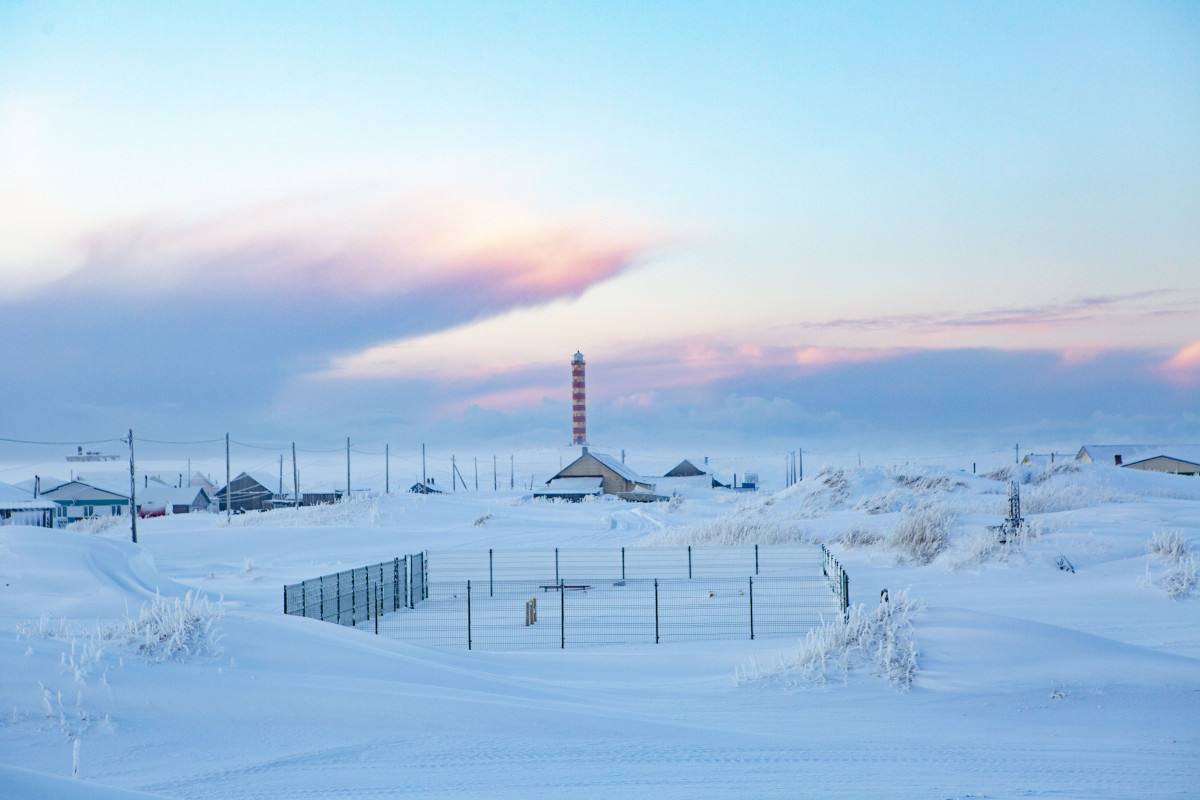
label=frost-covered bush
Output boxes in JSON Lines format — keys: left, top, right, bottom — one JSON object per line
{"left": 838, "top": 527, "right": 883, "bottom": 548}
{"left": 891, "top": 504, "right": 955, "bottom": 564}
{"left": 1148, "top": 530, "right": 1189, "bottom": 562}
{"left": 738, "top": 591, "right": 921, "bottom": 690}
{"left": 647, "top": 515, "right": 811, "bottom": 546}
{"left": 115, "top": 591, "right": 224, "bottom": 661}
{"left": 68, "top": 515, "right": 126, "bottom": 534}
{"left": 1145, "top": 530, "right": 1197, "bottom": 599}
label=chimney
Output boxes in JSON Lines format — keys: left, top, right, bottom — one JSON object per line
{"left": 34, "top": 475, "right": 40, "bottom": 498}
{"left": 1114, "top": 454, "right": 1123, "bottom": 466}
{"left": 582, "top": 446, "right": 589, "bottom": 456}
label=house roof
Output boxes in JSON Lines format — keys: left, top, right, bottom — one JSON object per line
{"left": 540, "top": 477, "right": 603, "bottom": 493}
{"left": 585, "top": 451, "right": 644, "bottom": 483}
{"left": 215, "top": 472, "right": 283, "bottom": 496}
{"left": 14, "top": 476, "right": 70, "bottom": 494}
{"left": 36, "top": 480, "right": 128, "bottom": 501}
{"left": 0, "top": 481, "right": 59, "bottom": 510}
{"left": 1077, "top": 445, "right": 1200, "bottom": 468}
{"left": 138, "top": 486, "right": 211, "bottom": 506}
{"left": 664, "top": 459, "right": 706, "bottom": 477}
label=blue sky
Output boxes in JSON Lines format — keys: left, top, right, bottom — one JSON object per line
{"left": 1, "top": 1, "right": 1197, "bottom": 452}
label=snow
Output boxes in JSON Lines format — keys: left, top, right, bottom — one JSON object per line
{"left": 1, "top": 462, "right": 1198, "bottom": 798}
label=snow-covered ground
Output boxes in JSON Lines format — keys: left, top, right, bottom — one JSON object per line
{"left": 2, "top": 462, "right": 1198, "bottom": 798}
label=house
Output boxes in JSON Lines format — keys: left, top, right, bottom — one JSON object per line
{"left": 664, "top": 459, "right": 706, "bottom": 478}
{"left": 34, "top": 479, "right": 129, "bottom": 522}
{"left": 137, "top": 486, "right": 212, "bottom": 517}
{"left": 1076, "top": 445, "right": 1200, "bottom": 476}
{"left": 213, "top": 472, "right": 283, "bottom": 512}
{"left": 0, "top": 482, "right": 59, "bottom": 527}
{"left": 546, "top": 448, "right": 665, "bottom": 501}
{"left": 408, "top": 482, "right": 442, "bottom": 494}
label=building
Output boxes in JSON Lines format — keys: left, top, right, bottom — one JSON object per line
{"left": 571, "top": 351, "right": 587, "bottom": 445}
{"left": 1076, "top": 445, "right": 1200, "bottom": 476}
{"left": 0, "top": 482, "right": 59, "bottom": 527}
{"left": 664, "top": 459, "right": 706, "bottom": 477}
{"left": 213, "top": 472, "right": 283, "bottom": 512}
{"left": 34, "top": 479, "right": 129, "bottom": 522}
{"left": 545, "top": 447, "right": 664, "bottom": 501}
{"left": 137, "top": 486, "right": 212, "bottom": 517}
{"left": 1021, "top": 453, "right": 1067, "bottom": 469}
{"left": 532, "top": 476, "right": 604, "bottom": 501}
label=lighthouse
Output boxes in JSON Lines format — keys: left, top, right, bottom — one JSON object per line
{"left": 571, "top": 351, "right": 587, "bottom": 445}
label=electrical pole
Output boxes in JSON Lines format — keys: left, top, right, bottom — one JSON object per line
{"left": 798, "top": 448, "right": 803, "bottom": 481}
{"left": 451, "top": 455, "right": 457, "bottom": 492}
{"left": 385, "top": 443, "right": 390, "bottom": 494}
{"left": 1015, "top": 443, "right": 1019, "bottom": 464}
{"left": 187, "top": 457, "right": 191, "bottom": 487}
{"left": 493, "top": 454, "right": 497, "bottom": 491}
{"left": 291, "top": 442, "right": 298, "bottom": 509}
{"left": 346, "top": 436, "right": 351, "bottom": 501}
{"left": 510, "top": 454, "right": 514, "bottom": 489}
{"left": 278, "top": 453, "right": 283, "bottom": 496}
{"left": 421, "top": 443, "right": 427, "bottom": 487}
{"left": 225, "top": 432, "right": 231, "bottom": 521}
{"left": 474, "top": 456, "right": 478, "bottom": 491}
{"left": 127, "top": 429, "right": 137, "bottom": 544}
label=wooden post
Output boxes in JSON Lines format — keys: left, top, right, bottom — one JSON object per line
{"left": 225, "top": 433, "right": 231, "bottom": 521}
{"left": 421, "top": 443, "right": 426, "bottom": 487}
{"left": 385, "top": 444, "right": 390, "bottom": 494}
{"left": 292, "top": 442, "right": 299, "bottom": 509}
{"left": 474, "top": 457, "right": 478, "bottom": 491}
{"left": 346, "top": 436, "right": 351, "bottom": 500}
{"left": 493, "top": 454, "right": 497, "bottom": 491}
{"left": 127, "top": 429, "right": 137, "bottom": 544}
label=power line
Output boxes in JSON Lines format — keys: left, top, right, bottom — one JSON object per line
{"left": 134, "top": 436, "right": 225, "bottom": 445}
{"left": 0, "top": 436, "right": 123, "bottom": 445}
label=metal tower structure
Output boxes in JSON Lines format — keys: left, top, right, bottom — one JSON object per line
{"left": 571, "top": 351, "right": 587, "bottom": 445}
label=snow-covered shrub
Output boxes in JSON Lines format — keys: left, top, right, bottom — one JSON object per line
{"left": 1145, "top": 530, "right": 1197, "bottom": 599}
{"left": 838, "top": 527, "right": 883, "bottom": 548}
{"left": 1148, "top": 530, "right": 1189, "bottom": 562}
{"left": 738, "top": 591, "right": 921, "bottom": 690}
{"left": 647, "top": 515, "right": 812, "bottom": 546}
{"left": 68, "top": 515, "right": 126, "bottom": 534}
{"left": 891, "top": 503, "right": 955, "bottom": 564}
{"left": 115, "top": 591, "right": 224, "bottom": 661}
{"left": 668, "top": 494, "right": 684, "bottom": 512}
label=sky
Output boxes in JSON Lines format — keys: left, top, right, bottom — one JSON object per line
{"left": 1, "top": 0, "right": 1198, "bottom": 458}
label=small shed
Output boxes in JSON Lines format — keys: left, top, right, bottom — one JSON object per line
{"left": 0, "top": 482, "right": 59, "bottom": 527}
{"left": 213, "top": 472, "right": 281, "bottom": 512}
{"left": 547, "top": 448, "right": 665, "bottom": 501}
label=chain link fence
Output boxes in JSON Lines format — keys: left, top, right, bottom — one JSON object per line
{"left": 284, "top": 545, "right": 849, "bottom": 649}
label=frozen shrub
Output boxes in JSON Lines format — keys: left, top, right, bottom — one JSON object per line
{"left": 68, "top": 515, "right": 125, "bottom": 534}
{"left": 738, "top": 591, "right": 921, "bottom": 690}
{"left": 668, "top": 494, "right": 684, "bottom": 512}
{"left": 838, "top": 527, "right": 882, "bottom": 548}
{"left": 647, "top": 515, "right": 811, "bottom": 546}
{"left": 891, "top": 503, "right": 955, "bottom": 564}
{"left": 1148, "top": 530, "right": 1189, "bottom": 562}
{"left": 1155, "top": 557, "right": 1198, "bottom": 599}
{"left": 115, "top": 591, "right": 224, "bottom": 661}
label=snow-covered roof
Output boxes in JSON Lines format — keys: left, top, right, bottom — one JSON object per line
{"left": 138, "top": 486, "right": 210, "bottom": 506}
{"left": 14, "top": 476, "right": 70, "bottom": 494}
{"left": 1078, "top": 445, "right": 1200, "bottom": 468}
{"left": 586, "top": 451, "right": 644, "bottom": 483}
{"left": 0, "top": 481, "right": 58, "bottom": 509}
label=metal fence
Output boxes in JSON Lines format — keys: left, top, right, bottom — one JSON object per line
{"left": 283, "top": 551, "right": 427, "bottom": 627}
{"left": 283, "top": 545, "right": 850, "bottom": 649}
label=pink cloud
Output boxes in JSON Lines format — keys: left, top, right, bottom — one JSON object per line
{"left": 1159, "top": 340, "right": 1200, "bottom": 385}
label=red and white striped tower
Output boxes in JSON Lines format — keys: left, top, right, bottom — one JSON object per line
{"left": 571, "top": 351, "right": 587, "bottom": 445}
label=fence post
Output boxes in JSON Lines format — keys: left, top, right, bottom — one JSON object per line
{"left": 467, "top": 580, "right": 472, "bottom": 650}
{"left": 755, "top": 544, "right": 759, "bottom": 576}
{"left": 337, "top": 572, "right": 342, "bottom": 624}
{"left": 559, "top": 578, "right": 565, "bottom": 649}
{"left": 489, "top": 548, "right": 494, "bottom": 597}
{"left": 351, "top": 569, "right": 357, "bottom": 627}
{"left": 621, "top": 546, "right": 626, "bottom": 581}
{"left": 320, "top": 576, "right": 325, "bottom": 621}
{"left": 841, "top": 570, "right": 850, "bottom": 620}
{"left": 283, "top": 585, "right": 288, "bottom": 615}
{"left": 654, "top": 579, "right": 660, "bottom": 644}
{"left": 687, "top": 545, "right": 692, "bottom": 579}
{"left": 374, "top": 585, "right": 379, "bottom": 635}
{"left": 555, "top": 547, "right": 559, "bottom": 584}
{"left": 393, "top": 558, "right": 400, "bottom": 612}
{"left": 748, "top": 577, "right": 755, "bottom": 640}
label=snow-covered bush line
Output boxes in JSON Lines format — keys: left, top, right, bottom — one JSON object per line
{"left": 646, "top": 515, "right": 813, "bottom": 546}
{"left": 1023, "top": 478, "right": 1131, "bottom": 514}
{"left": 222, "top": 496, "right": 381, "bottom": 528}
{"left": 68, "top": 515, "right": 126, "bottom": 534}
{"left": 1145, "top": 530, "right": 1197, "bottom": 600}
{"left": 891, "top": 503, "right": 956, "bottom": 564}
{"left": 738, "top": 591, "right": 921, "bottom": 690}
{"left": 19, "top": 591, "right": 224, "bottom": 662}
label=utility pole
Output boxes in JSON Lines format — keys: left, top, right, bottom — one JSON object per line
{"left": 510, "top": 454, "right": 514, "bottom": 489}
{"left": 474, "top": 456, "right": 478, "bottom": 491}
{"left": 451, "top": 455, "right": 457, "bottom": 492}
{"left": 798, "top": 448, "right": 803, "bottom": 481}
{"left": 385, "top": 444, "right": 390, "bottom": 494}
{"left": 1015, "top": 443, "right": 1019, "bottom": 464}
{"left": 291, "top": 442, "right": 298, "bottom": 509}
{"left": 278, "top": 453, "right": 283, "bottom": 496}
{"left": 187, "top": 457, "right": 191, "bottom": 487}
{"left": 346, "top": 436, "right": 351, "bottom": 500}
{"left": 421, "top": 443, "right": 427, "bottom": 487}
{"left": 225, "top": 432, "right": 231, "bottom": 522}
{"left": 493, "top": 454, "right": 497, "bottom": 491}
{"left": 127, "top": 429, "right": 137, "bottom": 544}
